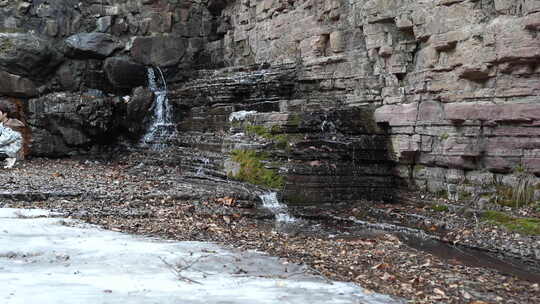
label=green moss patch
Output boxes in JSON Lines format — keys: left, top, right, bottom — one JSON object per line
{"left": 244, "top": 124, "right": 289, "bottom": 149}
{"left": 0, "top": 36, "right": 15, "bottom": 53}
{"left": 245, "top": 125, "right": 271, "bottom": 138}
{"left": 287, "top": 113, "right": 302, "bottom": 128}
{"left": 431, "top": 204, "right": 449, "bottom": 212}
{"left": 482, "top": 210, "right": 540, "bottom": 235}
{"left": 439, "top": 133, "right": 450, "bottom": 140}
{"left": 230, "top": 149, "right": 284, "bottom": 189}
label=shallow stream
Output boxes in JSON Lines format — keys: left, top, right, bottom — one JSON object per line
{"left": 257, "top": 195, "right": 540, "bottom": 283}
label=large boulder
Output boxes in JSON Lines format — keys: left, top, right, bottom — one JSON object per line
{"left": 0, "top": 33, "right": 62, "bottom": 79}
{"left": 26, "top": 92, "right": 116, "bottom": 157}
{"left": 65, "top": 32, "right": 122, "bottom": 58}
{"left": 104, "top": 57, "right": 147, "bottom": 90}
{"left": 119, "top": 86, "right": 154, "bottom": 138}
{"left": 130, "top": 36, "right": 187, "bottom": 66}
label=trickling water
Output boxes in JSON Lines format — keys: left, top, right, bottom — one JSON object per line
{"left": 259, "top": 192, "right": 296, "bottom": 223}
{"left": 196, "top": 157, "right": 210, "bottom": 176}
{"left": 320, "top": 114, "right": 336, "bottom": 133}
{"left": 141, "top": 67, "right": 176, "bottom": 149}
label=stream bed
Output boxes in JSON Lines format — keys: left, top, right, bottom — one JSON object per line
{"left": 257, "top": 195, "right": 540, "bottom": 284}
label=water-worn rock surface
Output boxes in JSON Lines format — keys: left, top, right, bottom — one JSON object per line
{"left": 0, "top": 208, "right": 397, "bottom": 304}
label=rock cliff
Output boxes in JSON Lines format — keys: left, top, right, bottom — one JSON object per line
{"left": 0, "top": 0, "right": 539, "bottom": 203}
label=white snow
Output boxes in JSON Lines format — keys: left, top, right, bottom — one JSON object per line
{"left": 229, "top": 110, "right": 257, "bottom": 122}
{"left": 0, "top": 208, "right": 402, "bottom": 304}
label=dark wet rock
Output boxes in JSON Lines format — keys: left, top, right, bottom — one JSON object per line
{"left": 55, "top": 60, "right": 86, "bottom": 92}
{"left": 131, "top": 36, "right": 188, "bottom": 66}
{"left": 64, "top": 33, "right": 122, "bottom": 59}
{"left": 0, "top": 71, "right": 38, "bottom": 97}
{"left": 0, "top": 33, "right": 62, "bottom": 79}
{"left": 104, "top": 57, "right": 147, "bottom": 90}
{"left": 171, "top": 68, "right": 398, "bottom": 205}
{"left": 117, "top": 86, "right": 154, "bottom": 137}
{"left": 26, "top": 93, "right": 115, "bottom": 157}
{"left": 0, "top": 191, "right": 81, "bottom": 201}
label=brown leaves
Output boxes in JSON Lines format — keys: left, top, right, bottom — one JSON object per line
{"left": 371, "top": 262, "right": 390, "bottom": 270}
{"left": 9, "top": 155, "right": 540, "bottom": 304}
{"left": 215, "top": 196, "right": 236, "bottom": 206}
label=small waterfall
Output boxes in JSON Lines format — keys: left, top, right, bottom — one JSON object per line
{"left": 196, "top": 157, "right": 210, "bottom": 176}
{"left": 141, "top": 67, "right": 176, "bottom": 149}
{"left": 320, "top": 114, "right": 336, "bottom": 134}
{"left": 259, "top": 192, "right": 296, "bottom": 223}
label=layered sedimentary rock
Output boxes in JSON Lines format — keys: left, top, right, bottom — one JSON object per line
{"left": 0, "top": 0, "right": 538, "bottom": 202}
{"left": 186, "top": 0, "right": 540, "bottom": 198}
{"left": 171, "top": 67, "right": 398, "bottom": 203}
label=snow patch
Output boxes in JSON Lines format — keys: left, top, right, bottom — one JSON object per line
{"left": 229, "top": 110, "right": 257, "bottom": 122}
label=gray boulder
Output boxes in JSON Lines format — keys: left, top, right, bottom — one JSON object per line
{"left": 116, "top": 86, "right": 154, "bottom": 138}
{"left": 65, "top": 32, "right": 122, "bottom": 58}
{"left": 0, "top": 33, "right": 62, "bottom": 79}
{"left": 131, "top": 36, "right": 187, "bottom": 66}
{"left": 26, "top": 92, "right": 115, "bottom": 157}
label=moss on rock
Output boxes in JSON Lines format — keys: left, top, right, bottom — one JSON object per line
{"left": 244, "top": 124, "right": 290, "bottom": 150}
{"left": 230, "top": 149, "right": 284, "bottom": 189}
{"left": 482, "top": 210, "right": 540, "bottom": 235}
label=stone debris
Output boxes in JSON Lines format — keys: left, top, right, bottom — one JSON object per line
{"left": 1, "top": 152, "right": 539, "bottom": 303}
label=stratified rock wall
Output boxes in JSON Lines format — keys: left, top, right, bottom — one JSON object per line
{"left": 191, "top": 0, "right": 540, "bottom": 195}
{"left": 0, "top": 0, "right": 538, "bottom": 200}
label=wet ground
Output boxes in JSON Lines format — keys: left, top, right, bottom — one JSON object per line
{"left": 264, "top": 215, "right": 540, "bottom": 284}
{"left": 1, "top": 152, "right": 540, "bottom": 303}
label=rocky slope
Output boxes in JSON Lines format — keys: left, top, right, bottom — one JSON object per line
{"left": 0, "top": 0, "right": 539, "bottom": 203}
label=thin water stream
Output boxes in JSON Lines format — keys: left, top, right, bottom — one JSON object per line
{"left": 256, "top": 195, "right": 540, "bottom": 283}
{"left": 259, "top": 192, "right": 297, "bottom": 223}
{"left": 141, "top": 67, "right": 176, "bottom": 149}
{"left": 399, "top": 234, "right": 540, "bottom": 283}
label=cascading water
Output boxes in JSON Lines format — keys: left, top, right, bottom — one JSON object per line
{"left": 141, "top": 67, "right": 176, "bottom": 149}
{"left": 196, "top": 157, "right": 210, "bottom": 176}
{"left": 259, "top": 192, "right": 296, "bottom": 223}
